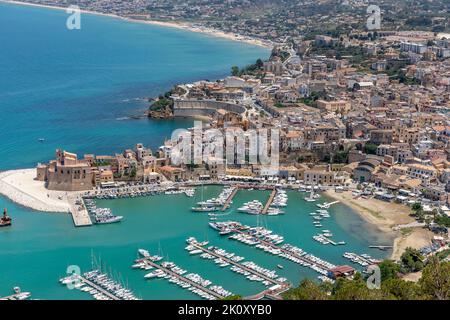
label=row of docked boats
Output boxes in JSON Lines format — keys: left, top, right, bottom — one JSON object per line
{"left": 84, "top": 269, "right": 138, "bottom": 300}
{"left": 279, "top": 244, "right": 336, "bottom": 277}
{"left": 299, "top": 185, "right": 326, "bottom": 192}
{"left": 208, "top": 220, "right": 336, "bottom": 279}
{"left": 136, "top": 248, "right": 233, "bottom": 300}
{"left": 242, "top": 261, "right": 286, "bottom": 284}
{"left": 247, "top": 226, "right": 285, "bottom": 244}
{"left": 186, "top": 237, "right": 286, "bottom": 287}
{"left": 236, "top": 189, "right": 287, "bottom": 216}
{"left": 84, "top": 199, "right": 123, "bottom": 224}
{"left": 343, "top": 252, "right": 381, "bottom": 267}
{"left": 208, "top": 220, "right": 245, "bottom": 235}
{"left": 59, "top": 269, "right": 139, "bottom": 300}
{"left": 238, "top": 200, "right": 263, "bottom": 215}
{"left": 165, "top": 188, "right": 195, "bottom": 197}
{"left": 137, "top": 249, "right": 163, "bottom": 262}
{"left": 313, "top": 232, "right": 346, "bottom": 246}
{"left": 271, "top": 189, "right": 288, "bottom": 208}
{"left": 85, "top": 184, "right": 167, "bottom": 199}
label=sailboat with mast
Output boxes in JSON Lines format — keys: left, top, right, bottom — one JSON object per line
{"left": 304, "top": 184, "right": 320, "bottom": 202}
{"left": 191, "top": 183, "right": 219, "bottom": 212}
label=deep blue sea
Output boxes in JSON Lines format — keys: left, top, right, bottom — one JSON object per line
{"left": 0, "top": 2, "right": 269, "bottom": 170}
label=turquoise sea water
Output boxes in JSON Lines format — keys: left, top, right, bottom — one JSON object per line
{"left": 0, "top": 3, "right": 393, "bottom": 300}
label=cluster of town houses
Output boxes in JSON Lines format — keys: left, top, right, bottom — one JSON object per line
{"left": 36, "top": 31, "right": 450, "bottom": 206}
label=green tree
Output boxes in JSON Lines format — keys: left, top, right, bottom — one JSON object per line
{"left": 231, "top": 66, "right": 240, "bottom": 76}
{"left": 364, "top": 143, "right": 378, "bottom": 155}
{"left": 378, "top": 260, "right": 400, "bottom": 281}
{"left": 332, "top": 274, "right": 382, "bottom": 300}
{"left": 333, "top": 150, "right": 348, "bottom": 164}
{"left": 400, "top": 248, "right": 424, "bottom": 273}
{"left": 435, "top": 215, "right": 450, "bottom": 228}
{"left": 419, "top": 257, "right": 450, "bottom": 300}
{"left": 255, "top": 58, "right": 264, "bottom": 69}
{"left": 381, "top": 278, "right": 421, "bottom": 300}
{"left": 411, "top": 202, "right": 422, "bottom": 212}
{"left": 282, "top": 279, "right": 328, "bottom": 300}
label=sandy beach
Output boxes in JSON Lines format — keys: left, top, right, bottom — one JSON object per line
{"left": 325, "top": 190, "right": 434, "bottom": 260}
{"left": 0, "top": 169, "right": 75, "bottom": 213}
{"left": 1, "top": 0, "right": 272, "bottom": 48}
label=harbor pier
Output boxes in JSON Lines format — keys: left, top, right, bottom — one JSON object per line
{"left": 221, "top": 187, "right": 238, "bottom": 211}
{"left": 261, "top": 188, "right": 277, "bottom": 215}
{"left": 68, "top": 196, "right": 92, "bottom": 227}
{"left": 77, "top": 275, "right": 121, "bottom": 300}
{"left": 234, "top": 228, "right": 333, "bottom": 271}
{"left": 190, "top": 242, "right": 289, "bottom": 287}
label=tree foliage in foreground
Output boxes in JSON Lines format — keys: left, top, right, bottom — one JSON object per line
{"left": 282, "top": 257, "right": 449, "bottom": 300}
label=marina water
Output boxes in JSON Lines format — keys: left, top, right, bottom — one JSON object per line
{"left": 0, "top": 3, "right": 393, "bottom": 299}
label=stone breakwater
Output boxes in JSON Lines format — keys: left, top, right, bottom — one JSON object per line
{"left": 0, "top": 169, "right": 72, "bottom": 213}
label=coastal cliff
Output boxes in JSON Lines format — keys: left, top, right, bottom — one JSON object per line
{"left": 148, "top": 105, "right": 173, "bottom": 119}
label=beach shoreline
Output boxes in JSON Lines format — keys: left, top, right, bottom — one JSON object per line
{"left": 0, "top": 0, "right": 273, "bottom": 49}
{"left": 325, "top": 190, "right": 433, "bottom": 260}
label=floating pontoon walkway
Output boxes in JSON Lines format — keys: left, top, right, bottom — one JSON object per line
{"left": 232, "top": 228, "right": 334, "bottom": 272}
{"left": 261, "top": 188, "right": 277, "bottom": 215}
{"left": 221, "top": 187, "right": 238, "bottom": 211}
{"left": 68, "top": 196, "right": 92, "bottom": 227}
{"left": 77, "top": 275, "right": 121, "bottom": 300}
{"left": 190, "top": 242, "right": 288, "bottom": 287}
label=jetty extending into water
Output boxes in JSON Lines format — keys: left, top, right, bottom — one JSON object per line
{"left": 210, "top": 221, "right": 337, "bottom": 278}
{"left": 60, "top": 270, "right": 138, "bottom": 300}
{"left": 369, "top": 245, "right": 393, "bottom": 251}
{"left": 234, "top": 228, "right": 334, "bottom": 272}
{"left": 189, "top": 241, "right": 287, "bottom": 287}
{"left": 261, "top": 188, "right": 277, "bottom": 215}
{"left": 221, "top": 187, "right": 238, "bottom": 211}
{"left": 77, "top": 275, "right": 121, "bottom": 300}
{"left": 68, "top": 196, "right": 92, "bottom": 227}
